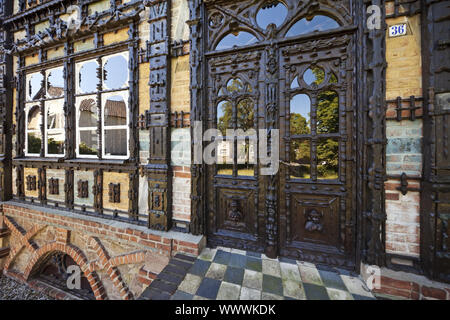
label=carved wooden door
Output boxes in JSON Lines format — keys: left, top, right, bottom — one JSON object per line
{"left": 278, "top": 35, "right": 357, "bottom": 269}
{"left": 203, "top": 0, "right": 356, "bottom": 265}
{"left": 205, "top": 51, "right": 265, "bottom": 252}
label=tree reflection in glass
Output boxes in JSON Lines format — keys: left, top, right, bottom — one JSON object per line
{"left": 27, "top": 105, "right": 42, "bottom": 155}
{"left": 290, "top": 94, "right": 311, "bottom": 135}
{"left": 290, "top": 140, "right": 311, "bottom": 179}
{"left": 317, "top": 138, "right": 339, "bottom": 180}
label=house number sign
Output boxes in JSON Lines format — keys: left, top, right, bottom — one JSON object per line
{"left": 389, "top": 24, "right": 407, "bottom": 37}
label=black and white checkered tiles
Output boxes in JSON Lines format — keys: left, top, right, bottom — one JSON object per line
{"left": 167, "top": 247, "right": 376, "bottom": 300}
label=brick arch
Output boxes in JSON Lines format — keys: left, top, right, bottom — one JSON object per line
{"left": 23, "top": 242, "right": 108, "bottom": 300}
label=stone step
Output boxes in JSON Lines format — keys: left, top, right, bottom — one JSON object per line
{"left": 0, "top": 247, "right": 10, "bottom": 259}
{"left": 0, "top": 228, "right": 11, "bottom": 239}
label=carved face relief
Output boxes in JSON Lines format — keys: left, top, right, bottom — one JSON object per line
{"left": 305, "top": 209, "right": 324, "bottom": 232}
{"left": 228, "top": 199, "right": 243, "bottom": 222}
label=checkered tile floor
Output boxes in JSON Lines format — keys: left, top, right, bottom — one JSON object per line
{"left": 170, "top": 247, "right": 376, "bottom": 300}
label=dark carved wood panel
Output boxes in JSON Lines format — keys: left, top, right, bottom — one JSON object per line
{"left": 421, "top": 0, "right": 450, "bottom": 283}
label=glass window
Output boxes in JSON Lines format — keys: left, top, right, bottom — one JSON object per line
{"left": 26, "top": 104, "right": 42, "bottom": 156}
{"left": 216, "top": 31, "right": 258, "bottom": 51}
{"left": 317, "top": 91, "right": 339, "bottom": 134}
{"left": 75, "top": 52, "right": 129, "bottom": 159}
{"left": 290, "top": 94, "right": 311, "bottom": 135}
{"left": 286, "top": 15, "right": 340, "bottom": 38}
{"left": 25, "top": 67, "right": 65, "bottom": 157}
{"left": 256, "top": 1, "right": 288, "bottom": 29}
{"left": 317, "top": 138, "right": 339, "bottom": 180}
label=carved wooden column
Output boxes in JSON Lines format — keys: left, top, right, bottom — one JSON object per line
{"left": 144, "top": 0, "right": 172, "bottom": 231}
{"left": 187, "top": 0, "right": 205, "bottom": 235}
{"left": 128, "top": 21, "right": 140, "bottom": 221}
{"left": 0, "top": 0, "right": 13, "bottom": 201}
{"left": 359, "top": 0, "right": 387, "bottom": 266}
{"left": 264, "top": 26, "right": 279, "bottom": 259}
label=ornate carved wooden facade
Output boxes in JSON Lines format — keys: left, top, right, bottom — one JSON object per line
{"left": 0, "top": 0, "right": 448, "bottom": 283}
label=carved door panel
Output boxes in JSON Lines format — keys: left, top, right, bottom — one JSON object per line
{"left": 278, "top": 35, "right": 356, "bottom": 269}
{"left": 205, "top": 52, "right": 265, "bottom": 252}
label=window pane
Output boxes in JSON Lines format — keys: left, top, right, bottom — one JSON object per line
{"left": 227, "top": 78, "right": 244, "bottom": 93}
{"left": 216, "top": 31, "right": 257, "bottom": 50}
{"left": 79, "top": 130, "right": 98, "bottom": 156}
{"left": 217, "top": 140, "right": 233, "bottom": 176}
{"left": 27, "top": 132, "right": 42, "bottom": 154}
{"left": 290, "top": 94, "right": 311, "bottom": 134}
{"left": 103, "top": 53, "right": 129, "bottom": 90}
{"left": 303, "top": 67, "right": 325, "bottom": 86}
{"left": 104, "top": 95, "right": 127, "bottom": 126}
{"left": 317, "top": 91, "right": 339, "bottom": 134}
{"left": 46, "top": 99, "right": 65, "bottom": 155}
{"left": 317, "top": 138, "right": 339, "bottom": 180}
{"left": 286, "top": 15, "right": 340, "bottom": 37}
{"left": 290, "top": 139, "right": 311, "bottom": 179}
{"left": 217, "top": 100, "right": 232, "bottom": 134}
{"left": 77, "top": 60, "right": 99, "bottom": 94}
{"left": 27, "top": 73, "right": 44, "bottom": 101}
{"left": 47, "top": 67, "right": 64, "bottom": 98}
{"left": 256, "top": 1, "right": 287, "bottom": 29}
{"left": 78, "top": 97, "right": 98, "bottom": 127}
{"left": 237, "top": 140, "right": 255, "bottom": 177}
{"left": 237, "top": 99, "right": 254, "bottom": 131}
{"left": 27, "top": 105, "right": 41, "bottom": 131}
{"left": 104, "top": 129, "right": 127, "bottom": 156}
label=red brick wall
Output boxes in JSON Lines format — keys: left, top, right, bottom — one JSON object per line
{"left": 0, "top": 202, "right": 204, "bottom": 299}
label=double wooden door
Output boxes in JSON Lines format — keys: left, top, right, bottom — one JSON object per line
{"left": 205, "top": 34, "right": 357, "bottom": 269}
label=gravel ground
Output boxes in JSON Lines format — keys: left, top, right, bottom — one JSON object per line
{"left": 0, "top": 275, "right": 53, "bottom": 300}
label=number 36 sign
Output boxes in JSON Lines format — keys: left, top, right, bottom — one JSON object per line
{"left": 389, "top": 24, "right": 408, "bottom": 37}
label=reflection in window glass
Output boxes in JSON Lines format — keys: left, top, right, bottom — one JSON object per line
{"left": 290, "top": 76, "right": 300, "bottom": 89}
{"left": 78, "top": 98, "right": 98, "bottom": 127}
{"left": 78, "top": 60, "right": 99, "bottom": 94}
{"left": 102, "top": 92, "right": 128, "bottom": 158}
{"left": 79, "top": 130, "right": 98, "bottom": 156}
{"left": 26, "top": 105, "right": 42, "bottom": 155}
{"left": 256, "top": 1, "right": 288, "bottom": 29}
{"left": 317, "top": 138, "right": 339, "bottom": 180}
{"left": 286, "top": 15, "right": 340, "bottom": 38}
{"left": 227, "top": 78, "right": 245, "bottom": 93}
{"left": 303, "top": 67, "right": 325, "bottom": 86}
{"left": 317, "top": 91, "right": 339, "bottom": 134}
{"left": 47, "top": 67, "right": 64, "bottom": 98}
{"left": 104, "top": 129, "right": 127, "bottom": 156}
{"left": 217, "top": 140, "right": 233, "bottom": 172}
{"left": 27, "top": 73, "right": 44, "bottom": 101}
{"left": 290, "top": 94, "right": 311, "bottom": 134}
{"left": 104, "top": 95, "right": 127, "bottom": 126}
{"left": 217, "top": 100, "right": 232, "bottom": 134}
{"left": 46, "top": 99, "right": 65, "bottom": 155}
{"left": 237, "top": 140, "right": 255, "bottom": 177}
{"left": 237, "top": 99, "right": 254, "bottom": 131}
{"left": 103, "top": 54, "right": 129, "bottom": 90}
{"left": 290, "top": 139, "right": 311, "bottom": 179}
{"left": 216, "top": 31, "right": 258, "bottom": 50}
{"left": 329, "top": 73, "right": 338, "bottom": 84}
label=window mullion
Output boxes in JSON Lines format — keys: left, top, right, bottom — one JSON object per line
{"left": 40, "top": 69, "right": 46, "bottom": 158}
{"left": 96, "top": 57, "right": 103, "bottom": 160}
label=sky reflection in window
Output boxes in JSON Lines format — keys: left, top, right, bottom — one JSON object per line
{"left": 286, "top": 15, "right": 339, "bottom": 37}
{"left": 216, "top": 31, "right": 258, "bottom": 50}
